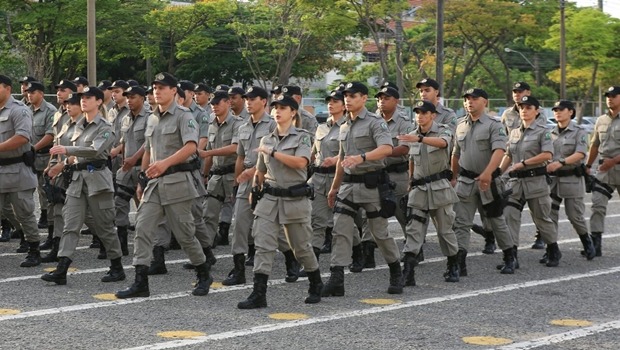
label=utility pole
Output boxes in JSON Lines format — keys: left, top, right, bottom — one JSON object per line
{"left": 436, "top": 0, "right": 444, "bottom": 96}
{"left": 560, "top": 0, "right": 566, "bottom": 99}
{"left": 598, "top": 0, "right": 603, "bottom": 11}
{"left": 87, "top": 0, "right": 96, "bottom": 85}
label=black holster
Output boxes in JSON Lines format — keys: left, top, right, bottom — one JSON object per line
{"left": 251, "top": 185, "right": 263, "bottom": 210}
{"left": 378, "top": 180, "right": 397, "bottom": 218}
{"left": 481, "top": 181, "right": 512, "bottom": 218}
{"left": 43, "top": 175, "right": 66, "bottom": 204}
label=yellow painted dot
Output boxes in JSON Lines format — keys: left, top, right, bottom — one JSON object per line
{"left": 43, "top": 267, "right": 77, "bottom": 273}
{"left": 93, "top": 293, "right": 118, "bottom": 301}
{"left": 360, "top": 298, "right": 401, "bottom": 305}
{"left": 268, "top": 313, "right": 309, "bottom": 320}
{"left": 550, "top": 319, "right": 593, "bottom": 327}
{"left": 157, "top": 331, "right": 206, "bottom": 339}
{"left": 462, "top": 336, "right": 513, "bottom": 346}
{"left": 211, "top": 282, "right": 224, "bottom": 289}
{"left": 0, "top": 309, "right": 20, "bottom": 315}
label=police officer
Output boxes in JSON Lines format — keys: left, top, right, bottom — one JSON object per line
{"left": 500, "top": 96, "right": 561, "bottom": 267}
{"left": 281, "top": 85, "right": 318, "bottom": 137}
{"left": 451, "top": 88, "right": 516, "bottom": 275}
{"left": 194, "top": 83, "right": 213, "bottom": 113}
{"left": 238, "top": 95, "right": 323, "bottom": 309}
{"left": 178, "top": 80, "right": 210, "bottom": 151}
{"left": 416, "top": 78, "right": 457, "bottom": 131}
{"left": 501, "top": 82, "right": 547, "bottom": 250}
{"left": 114, "top": 86, "right": 149, "bottom": 256}
{"left": 73, "top": 76, "right": 89, "bottom": 93}
{"left": 98, "top": 80, "right": 114, "bottom": 113}
{"left": 26, "top": 81, "right": 57, "bottom": 239}
{"left": 228, "top": 86, "right": 249, "bottom": 121}
{"left": 545, "top": 100, "right": 595, "bottom": 260}
{"left": 322, "top": 82, "right": 403, "bottom": 297}
{"left": 41, "top": 86, "right": 125, "bottom": 284}
{"left": 585, "top": 86, "right": 620, "bottom": 257}
{"left": 146, "top": 86, "right": 156, "bottom": 107}
{"left": 398, "top": 100, "right": 459, "bottom": 285}
{"left": 356, "top": 86, "right": 411, "bottom": 269}
{"left": 18, "top": 76, "right": 36, "bottom": 104}
{"left": 0, "top": 74, "right": 41, "bottom": 267}
{"left": 107, "top": 80, "right": 131, "bottom": 178}
{"left": 271, "top": 85, "right": 283, "bottom": 100}
{"left": 41, "top": 93, "right": 83, "bottom": 263}
{"left": 115, "top": 72, "right": 212, "bottom": 298}
{"left": 199, "top": 91, "right": 243, "bottom": 284}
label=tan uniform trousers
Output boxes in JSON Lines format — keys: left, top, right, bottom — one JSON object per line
{"left": 59, "top": 188, "right": 121, "bottom": 259}
{"left": 153, "top": 197, "right": 214, "bottom": 248}
{"left": 0, "top": 190, "right": 39, "bottom": 242}
{"left": 453, "top": 193, "right": 514, "bottom": 251}
{"left": 404, "top": 205, "right": 458, "bottom": 257}
{"left": 590, "top": 185, "right": 620, "bottom": 233}
{"left": 132, "top": 187, "right": 205, "bottom": 267}
{"left": 504, "top": 193, "right": 557, "bottom": 246}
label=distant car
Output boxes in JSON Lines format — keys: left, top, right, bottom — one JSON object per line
{"left": 315, "top": 112, "right": 328, "bottom": 124}
{"left": 577, "top": 117, "right": 595, "bottom": 133}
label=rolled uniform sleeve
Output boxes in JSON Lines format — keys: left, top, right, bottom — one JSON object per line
{"left": 372, "top": 119, "right": 393, "bottom": 148}
{"left": 179, "top": 112, "right": 199, "bottom": 145}
{"left": 44, "top": 106, "right": 55, "bottom": 136}
{"left": 256, "top": 140, "right": 267, "bottom": 173}
{"left": 66, "top": 126, "right": 115, "bottom": 158}
{"left": 295, "top": 132, "right": 312, "bottom": 163}
{"left": 489, "top": 120, "right": 508, "bottom": 151}
{"left": 540, "top": 129, "right": 554, "bottom": 155}
{"left": 12, "top": 106, "right": 33, "bottom": 141}
{"left": 438, "top": 126, "right": 453, "bottom": 149}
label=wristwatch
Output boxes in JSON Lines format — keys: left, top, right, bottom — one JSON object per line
{"left": 418, "top": 135, "right": 425, "bottom": 143}
{"left": 559, "top": 157, "right": 566, "bottom": 166}
{"left": 360, "top": 152, "right": 366, "bottom": 162}
{"left": 521, "top": 159, "right": 527, "bottom": 167}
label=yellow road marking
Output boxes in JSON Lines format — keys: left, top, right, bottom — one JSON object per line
{"left": 43, "top": 267, "right": 78, "bottom": 273}
{"left": 93, "top": 294, "right": 118, "bottom": 301}
{"left": 0, "top": 309, "right": 20, "bottom": 315}
{"left": 360, "top": 298, "right": 401, "bottom": 305}
{"left": 268, "top": 313, "right": 309, "bottom": 320}
{"left": 157, "top": 331, "right": 206, "bottom": 339}
{"left": 462, "top": 336, "right": 513, "bottom": 345}
{"left": 550, "top": 319, "right": 593, "bottom": 327}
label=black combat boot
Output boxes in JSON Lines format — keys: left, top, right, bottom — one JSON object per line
{"left": 183, "top": 246, "right": 217, "bottom": 269}
{"left": 283, "top": 250, "right": 300, "bottom": 283}
{"left": 97, "top": 242, "right": 107, "bottom": 260}
{"left": 545, "top": 242, "right": 562, "bottom": 267}
{"left": 387, "top": 261, "right": 404, "bottom": 294}
{"left": 531, "top": 231, "right": 545, "bottom": 249}
{"left": 444, "top": 254, "right": 460, "bottom": 282}
{"left": 458, "top": 248, "right": 468, "bottom": 277}
{"left": 37, "top": 210, "right": 48, "bottom": 229}
{"left": 245, "top": 244, "right": 255, "bottom": 266}
{"left": 41, "top": 257, "right": 72, "bottom": 285}
{"left": 499, "top": 247, "right": 515, "bottom": 274}
{"left": 362, "top": 241, "right": 376, "bottom": 269}
{"left": 591, "top": 232, "right": 602, "bottom": 257}
{"left": 89, "top": 235, "right": 100, "bottom": 249}
{"left": 0, "top": 219, "right": 13, "bottom": 242}
{"left": 238, "top": 273, "right": 268, "bottom": 309}
{"left": 349, "top": 244, "right": 364, "bottom": 273}
{"left": 218, "top": 222, "right": 230, "bottom": 246}
{"left": 497, "top": 245, "right": 520, "bottom": 270}
{"left": 401, "top": 252, "right": 418, "bottom": 287}
{"left": 417, "top": 245, "right": 425, "bottom": 262}
{"left": 102, "top": 257, "right": 126, "bottom": 282}
{"left": 320, "top": 227, "right": 333, "bottom": 254}
{"left": 117, "top": 226, "right": 129, "bottom": 256}
{"left": 305, "top": 269, "right": 323, "bottom": 304}
{"left": 539, "top": 247, "right": 549, "bottom": 265}
{"left": 222, "top": 253, "right": 246, "bottom": 286}
{"left": 39, "top": 226, "right": 54, "bottom": 250}
{"left": 16, "top": 230, "right": 28, "bottom": 253}
{"left": 115, "top": 265, "right": 150, "bottom": 299}
{"left": 20, "top": 241, "right": 41, "bottom": 267}
{"left": 298, "top": 247, "right": 320, "bottom": 278}
{"left": 192, "top": 262, "right": 214, "bottom": 296}
{"left": 169, "top": 234, "right": 181, "bottom": 250}
{"left": 147, "top": 245, "right": 167, "bottom": 275}
{"left": 579, "top": 234, "right": 596, "bottom": 260}
{"left": 321, "top": 266, "right": 345, "bottom": 297}
{"left": 41, "top": 237, "right": 60, "bottom": 263}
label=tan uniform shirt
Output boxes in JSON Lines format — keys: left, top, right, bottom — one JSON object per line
{"left": 31, "top": 100, "right": 57, "bottom": 170}
{"left": 550, "top": 121, "right": 588, "bottom": 198}
{"left": 0, "top": 96, "right": 37, "bottom": 192}
{"left": 591, "top": 111, "right": 620, "bottom": 185}
{"left": 255, "top": 125, "right": 312, "bottom": 224}
{"left": 384, "top": 111, "right": 413, "bottom": 167}
{"left": 207, "top": 112, "right": 243, "bottom": 169}
{"left": 435, "top": 102, "right": 457, "bottom": 132}
{"left": 310, "top": 115, "right": 345, "bottom": 195}
{"left": 120, "top": 104, "right": 149, "bottom": 158}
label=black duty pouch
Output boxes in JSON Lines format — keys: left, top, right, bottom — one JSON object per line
{"left": 22, "top": 148, "right": 36, "bottom": 173}
{"left": 138, "top": 171, "right": 151, "bottom": 189}
{"left": 364, "top": 173, "right": 380, "bottom": 189}
{"left": 482, "top": 181, "right": 511, "bottom": 218}
{"left": 378, "top": 182, "right": 397, "bottom": 218}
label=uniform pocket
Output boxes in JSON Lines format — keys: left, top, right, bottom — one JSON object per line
{"left": 475, "top": 134, "right": 489, "bottom": 151}
{"left": 162, "top": 175, "right": 190, "bottom": 201}
{"left": 281, "top": 197, "right": 311, "bottom": 222}
{"left": 455, "top": 176, "right": 475, "bottom": 198}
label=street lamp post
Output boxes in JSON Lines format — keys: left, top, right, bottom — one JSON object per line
{"left": 504, "top": 47, "right": 539, "bottom": 86}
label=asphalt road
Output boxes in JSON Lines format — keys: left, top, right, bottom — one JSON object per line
{"left": 1, "top": 193, "right": 619, "bottom": 350}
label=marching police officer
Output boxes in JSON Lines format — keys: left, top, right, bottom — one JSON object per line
{"left": 546, "top": 100, "right": 595, "bottom": 260}
{"left": 416, "top": 78, "right": 457, "bottom": 131}
{"left": 41, "top": 86, "right": 125, "bottom": 284}
{"left": 398, "top": 100, "right": 460, "bottom": 285}
{"left": 238, "top": 95, "right": 323, "bottom": 309}
{"left": 322, "top": 82, "right": 403, "bottom": 297}
{"left": 228, "top": 86, "right": 249, "bottom": 121}
{"left": 451, "top": 88, "right": 516, "bottom": 275}
{"left": 500, "top": 96, "right": 561, "bottom": 267}
{"left": 585, "top": 86, "right": 620, "bottom": 257}
{"left": 116, "top": 72, "right": 212, "bottom": 298}
{"left": 18, "top": 76, "right": 36, "bottom": 105}
{"left": 281, "top": 85, "right": 318, "bottom": 137}
{"left": 193, "top": 83, "right": 213, "bottom": 113}
{"left": 0, "top": 74, "right": 41, "bottom": 267}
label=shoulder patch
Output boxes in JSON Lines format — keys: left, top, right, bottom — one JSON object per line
{"left": 580, "top": 134, "right": 587, "bottom": 144}
{"left": 103, "top": 131, "right": 110, "bottom": 139}
{"left": 301, "top": 134, "right": 311, "bottom": 147}
{"left": 498, "top": 128, "right": 507, "bottom": 137}
{"left": 188, "top": 119, "right": 197, "bottom": 129}
{"left": 380, "top": 122, "right": 388, "bottom": 130}
{"left": 545, "top": 132, "right": 551, "bottom": 140}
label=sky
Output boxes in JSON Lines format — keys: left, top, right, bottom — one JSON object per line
{"left": 573, "top": 0, "right": 620, "bottom": 18}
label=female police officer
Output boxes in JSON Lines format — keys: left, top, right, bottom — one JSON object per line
{"left": 238, "top": 95, "right": 323, "bottom": 309}
{"left": 545, "top": 100, "right": 596, "bottom": 260}
{"left": 500, "top": 96, "right": 561, "bottom": 267}
{"left": 42, "top": 86, "right": 125, "bottom": 285}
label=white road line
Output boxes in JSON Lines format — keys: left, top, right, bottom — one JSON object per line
{"left": 3, "top": 232, "right": 619, "bottom": 285}
{"left": 492, "top": 319, "right": 620, "bottom": 350}
{"left": 119, "top": 266, "right": 620, "bottom": 350}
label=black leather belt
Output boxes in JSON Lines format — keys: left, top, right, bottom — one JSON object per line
{"left": 210, "top": 164, "right": 235, "bottom": 176}
{"left": 343, "top": 170, "right": 385, "bottom": 183}
{"left": 509, "top": 166, "right": 547, "bottom": 178}
{"left": 36, "top": 145, "right": 52, "bottom": 154}
{"left": 162, "top": 158, "right": 201, "bottom": 177}
{"left": 69, "top": 159, "right": 108, "bottom": 171}
{"left": 311, "top": 165, "right": 336, "bottom": 174}
{"left": 263, "top": 183, "right": 313, "bottom": 198}
{"left": 0, "top": 155, "right": 24, "bottom": 166}
{"left": 550, "top": 165, "right": 586, "bottom": 177}
{"left": 459, "top": 168, "right": 501, "bottom": 180}
{"left": 410, "top": 169, "right": 452, "bottom": 187}
{"left": 385, "top": 162, "right": 408, "bottom": 173}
